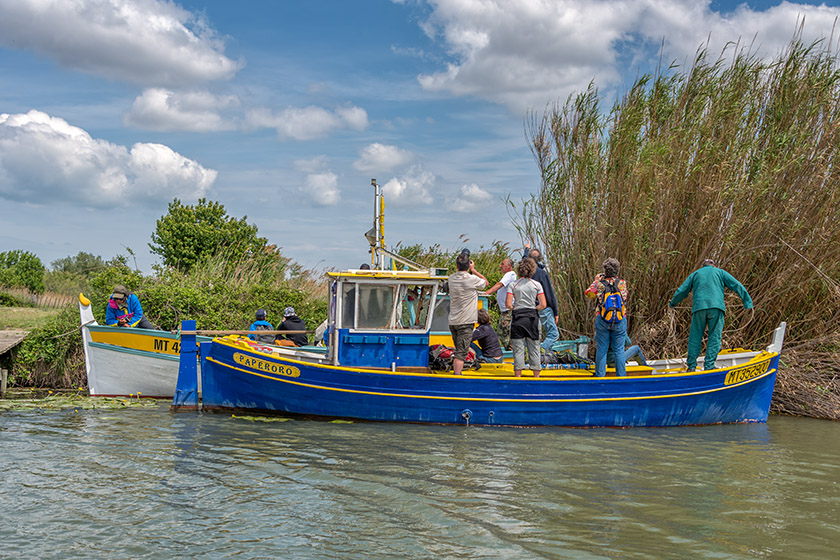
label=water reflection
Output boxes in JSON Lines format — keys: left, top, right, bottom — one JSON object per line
{"left": 1, "top": 408, "right": 838, "bottom": 559}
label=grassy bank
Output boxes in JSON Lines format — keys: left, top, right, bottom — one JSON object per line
{"left": 0, "top": 306, "right": 61, "bottom": 330}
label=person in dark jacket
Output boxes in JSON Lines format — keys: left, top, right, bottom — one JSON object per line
{"left": 276, "top": 307, "right": 308, "bottom": 347}
{"left": 523, "top": 244, "right": 559, "bottom": 351}
{"left": 669, "top": 259, "right": 753, "bottom": 371}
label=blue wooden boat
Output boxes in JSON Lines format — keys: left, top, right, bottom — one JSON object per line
{"left": 172, "top": 180, "right": 785, "bottom": 427}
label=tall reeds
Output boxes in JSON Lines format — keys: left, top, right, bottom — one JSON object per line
{"left": 516, "top": 36, "right": 840, "bottom": 355}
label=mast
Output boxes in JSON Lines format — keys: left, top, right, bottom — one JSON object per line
{"left": 365, "top": 179, "right": 424, "bottom": 272}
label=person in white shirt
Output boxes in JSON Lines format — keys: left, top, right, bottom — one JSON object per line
{"left": 484, "top": 258, "right": 516, "bottom": 350}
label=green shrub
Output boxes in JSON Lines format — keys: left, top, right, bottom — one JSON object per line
{"left": 12, "top": 306, "right": 85, "bottom": 388}
{"left": 0, "top": 250, "right": 45, "bottom": 294}
{"left": 0, "top": 290, "right": 29, "bottom": 307}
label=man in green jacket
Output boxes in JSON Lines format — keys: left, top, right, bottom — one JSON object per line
{"left": 669, "top": 259, "right": 753, "bottom": 371}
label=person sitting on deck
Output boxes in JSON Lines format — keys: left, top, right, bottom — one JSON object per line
{"left": 105, "top": 285, "right": 155, "bottom": 329}
{"left": 248, "top": 309, "right": 275, "bottom": 344}
{"left": 275, "top": 307, "right": 308, "bottom": 347}
{"left": 606, "top": 334, "right": 648, "bottom": 367}
{"left": 469, "top": 309, "right": 503, "bottom": 363}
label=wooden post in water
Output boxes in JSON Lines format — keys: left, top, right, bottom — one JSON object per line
{"left": 1, "top": 368, "right": 7, "bottom": 398}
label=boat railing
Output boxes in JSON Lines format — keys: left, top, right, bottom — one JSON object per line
{"left": 766, "top": 322, "right": 787, "bottom": 354}
{"left": 179, "top": 329, "right": 314, "bottom": 336}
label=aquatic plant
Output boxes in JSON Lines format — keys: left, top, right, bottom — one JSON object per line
{"left": 516, "top": 35, "right": 840, "bottom": 357}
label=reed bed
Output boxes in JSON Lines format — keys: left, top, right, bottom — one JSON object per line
{"left": 517, "top": 36, "right": 840, "bottom": 359}
{"left": 774, "top": 342, "right": 840, "bottom": 420}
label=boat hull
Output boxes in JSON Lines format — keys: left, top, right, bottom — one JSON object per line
{"left": 199, "top": 338, "right": 779, "bottom": 427}
{"left": 82, "top": 325, "right": 184, "bottom": 398}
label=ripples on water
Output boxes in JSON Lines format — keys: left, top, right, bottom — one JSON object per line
{"left": 1, "top": 406, "right": 838, "bottom": 559}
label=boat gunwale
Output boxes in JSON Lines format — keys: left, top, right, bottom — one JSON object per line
{"left": 209, "top": 335, "right": 777, "bottom": 381}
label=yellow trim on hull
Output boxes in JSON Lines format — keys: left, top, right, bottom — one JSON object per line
{"left": 89, "top": 330, "right": 180, "bottom": 356}
{"left": 206, "top": 354, "right": 776, "bottom": 403}
{"left": 214, "top": 336, "right": 775, "bottom": 381}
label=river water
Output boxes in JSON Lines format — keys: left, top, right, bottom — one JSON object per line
{"left": 1, "top": 406, "right": 838, "bottom": 559}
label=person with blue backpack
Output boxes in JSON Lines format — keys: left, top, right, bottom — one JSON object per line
{"left": 585, "top": 258, "right": 628, "bottom": 377}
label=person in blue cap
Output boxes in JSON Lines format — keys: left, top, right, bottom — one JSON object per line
{"left": 248, "top": 309, "right": 275, "bottom": 344}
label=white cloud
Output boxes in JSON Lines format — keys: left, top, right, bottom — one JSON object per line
{"left": 303, "top": 171, "right": 341, "bottom": 206}
{"left": 0, "top": 0, "right": 242, "bottom": 86}
{"left": 124, "top": 88, "right": 239, "bottom": 131}
{"left": 336, "top": 106, "right": 370, "bottom": 130}
{"left": 0, "top": 110, "right": 215, "bottom": 208}
{"left": 294, "top": 156, "right": 329, "bottom": 174}
{"left": 449, "top": 183, "right": 492, "bottom": 213}
{"left": 415, "top": 0, "right": 840, "bottom": 113}
{"left": 640, "top": 1, "right": 840, "bottom": 65}
{"left": 244, "top": 105, "right": 369, "bottom": 141}
{"left": 353, "top": 143, "right": 415, "bottom": 173}
{"left": 125, "top": 91, "right": 369, "bottom": 137}
{"left": 382, "top": 165, "right": 435, "bottom": 206}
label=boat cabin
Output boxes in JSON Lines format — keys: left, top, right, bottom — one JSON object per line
{"left": 326, "top": 269, "right": 447, "bottom": 369}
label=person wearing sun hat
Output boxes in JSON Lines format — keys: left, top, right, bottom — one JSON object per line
{"left": 105, "top": 285, "right": 155, "bottom": 329}
{"left": 275, "top": 306, "right": 308, "bottom": 347}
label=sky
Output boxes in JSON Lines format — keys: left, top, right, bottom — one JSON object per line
{"left": 2, "top": 0, "right": 840, "bottom": 275}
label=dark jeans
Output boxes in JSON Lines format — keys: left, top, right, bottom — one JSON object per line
{"left": 470, "top": 342, "right": 503, "bottom": 363}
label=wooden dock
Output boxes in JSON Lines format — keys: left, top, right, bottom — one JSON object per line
{"left": 0, "top": 330, "right": 28, "bottom": 397}
{"left": 0, "top": 330, "right": 28, "bottom": 356}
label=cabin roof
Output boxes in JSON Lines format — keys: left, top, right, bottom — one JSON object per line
{"left": 327, "top": 269, "right": 448, "bottom": 281}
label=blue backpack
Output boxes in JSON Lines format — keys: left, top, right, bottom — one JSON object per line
{"left": 600, "top": 279, "right": 625, "bottom": 323}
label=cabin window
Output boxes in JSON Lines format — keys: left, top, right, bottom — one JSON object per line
{"left": 357, "top": 284, "right": 396, "bottom": 329}
{"left": 341, "top": 283, "right": 356, "bottom": 328}
{"left": 430, "top": 296, "right": 450, "bottom": 332}
{"left": 396, "top": 285, "right": 434, "bottom": 329}
{"left": 339, "top": 281, "right": 437, "bottom": 331}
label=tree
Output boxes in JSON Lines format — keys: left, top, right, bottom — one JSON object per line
{"left": 0, "top": 250, "right": 45, "bottom": 293}
{"left": 51, "top": 251, "right": 105, "bottom": 277}
{"left": 149, "top": 198, "right": 270, "bottom": 271}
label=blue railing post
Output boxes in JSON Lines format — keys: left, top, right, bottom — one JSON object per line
{"left": 171, "top": 320, "right": 199, "bottom": 411}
